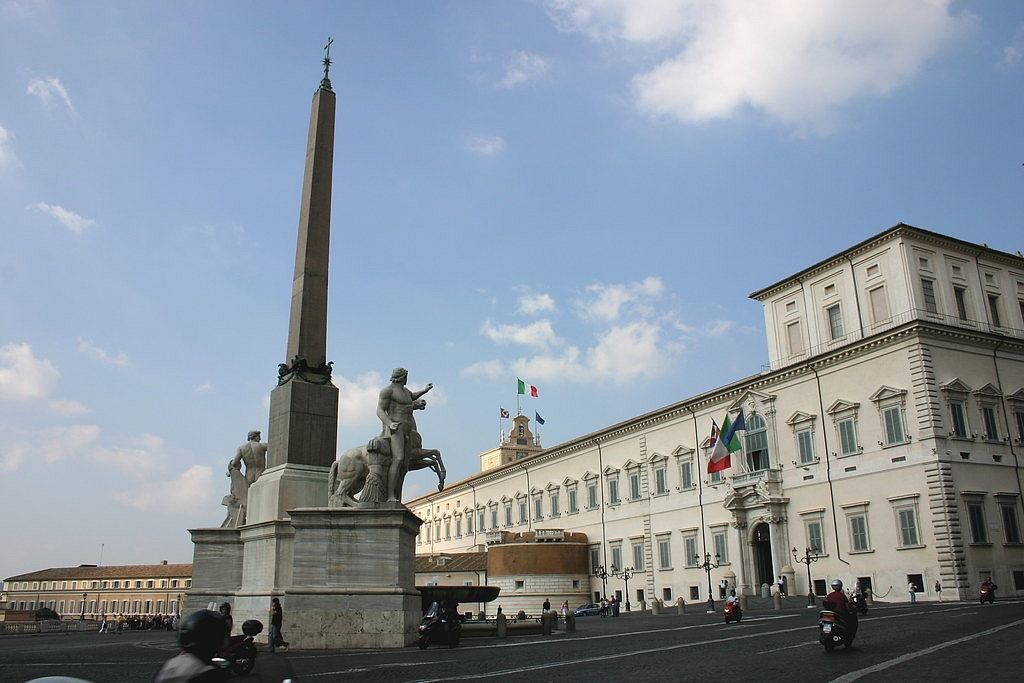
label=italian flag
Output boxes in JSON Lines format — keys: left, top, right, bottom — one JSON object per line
{"left": 708, "top": 410, "right": 745, "bottom": 473}
{"left": 517, "top": 378, "right": 539, "bottom": 397}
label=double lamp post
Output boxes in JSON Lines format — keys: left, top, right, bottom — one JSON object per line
{"left": 591, "top": 564, "right": 634, "bottom": 611}
{"left": 792, "top": 546, "right": 821, "bottom": 607}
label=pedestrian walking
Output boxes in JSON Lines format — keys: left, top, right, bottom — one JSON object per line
{"left": 908, "top": 582, "right": 917, "bottom": 603}
{"left": 269, "top": 597, "right": 287, "bottom": 652}
{"left": 561, "top": 600, "right": 569, "bottom": 619}
{"left": 599, "top": 596, "right": 608, "bottom": 618}
{"left": 935, "top": 580, "right": 942, "bottom": 602}
{"left": 777, "top": 575, "right": 787, "bottom": 597}
{"left": 542, "top": 597, "right": 551, "bottom": 613}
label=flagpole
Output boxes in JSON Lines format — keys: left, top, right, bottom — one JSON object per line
{"left": 690, "top": 407, "right": 708, "bottom": 599}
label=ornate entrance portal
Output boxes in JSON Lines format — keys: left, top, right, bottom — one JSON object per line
{"left": 752, "top": 523, "right": 774, "bottom": 588}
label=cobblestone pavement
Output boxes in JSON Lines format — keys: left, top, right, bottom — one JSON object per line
{"left": 1, "top": 599, "right": 1022, "bottom": 682}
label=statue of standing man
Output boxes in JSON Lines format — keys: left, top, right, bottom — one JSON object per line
{"left": 221, "top": 430, "right": 268, "bottom": 527}
{"left": 377, "top": 368, "right": 432, "bottom": 502}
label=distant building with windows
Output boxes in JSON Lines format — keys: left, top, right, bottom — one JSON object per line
{"left": 409, "top": 224, "right": 1024, "bottom": 611}
{"left": 1, "top": 562, "right": 192, "bottom": 619}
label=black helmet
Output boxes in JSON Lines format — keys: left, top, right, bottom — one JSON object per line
{"left": 179, "top": 610, "right": 227, "bottom": 660}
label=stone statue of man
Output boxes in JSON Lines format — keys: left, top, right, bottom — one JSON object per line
{"left": 220, "top": 430, "right": 268, "bottom": 527}
{"left": 376, "top": 368, "right": 432, "bottom": 502}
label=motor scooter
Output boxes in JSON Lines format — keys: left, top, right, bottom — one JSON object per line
{"left": 418, "top": 600, "right": 461, "bottom": 649}
{"left": 214, "top": 619, "right": 262, "bottom": 676}
{"left": 851, "top": 592, "right": 868, "bottom": 615}
{"left": 980, "top": 584, "right": 995, "bottom": 604}
{"left": 818, "top": 610, "right": 857, "bottom": 652}
{"left": 723, "top": 600, "right": 742, "bottom": 624}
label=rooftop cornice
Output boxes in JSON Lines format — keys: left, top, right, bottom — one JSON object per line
{"left": 749, "top": 223, "right": 1024, "bottom": 302}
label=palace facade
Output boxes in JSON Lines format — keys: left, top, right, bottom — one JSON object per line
{"left": 2, "top": 562, "right": 192, "bottom": 619}
{"left": 409, "top": 224, "right": 1024, "bottom": 612}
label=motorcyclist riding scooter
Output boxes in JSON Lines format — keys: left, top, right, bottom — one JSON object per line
{"left": 819, "top": 579, "right": 858, "bottom": 651}
{"left": 154, "top": 609, "right": 231, "bottom": 683}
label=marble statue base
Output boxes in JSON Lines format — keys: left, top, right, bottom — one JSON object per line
{"left": 185, "top": 527, "right": 243, "bottom": 615}
{"left": 189, "top": 506, "right": 422, "bottom": 647}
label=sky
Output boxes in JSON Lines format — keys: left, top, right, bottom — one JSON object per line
{"left": 1, "top": 0, "right": 1022, "bottom": 582}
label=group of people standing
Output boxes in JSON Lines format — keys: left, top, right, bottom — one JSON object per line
{"left": 598, "top": 595, "right": 621, "bottom": 617}
{"left": 99, "top": 613, "right": 176, "bottom": 633}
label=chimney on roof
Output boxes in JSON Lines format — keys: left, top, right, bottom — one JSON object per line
{"left": 161, "top": 560, "right": 168, "bottom": 565}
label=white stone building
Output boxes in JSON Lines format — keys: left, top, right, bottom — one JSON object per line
{"left": 409, "top": 224, "right": 1024, "bottom": 610}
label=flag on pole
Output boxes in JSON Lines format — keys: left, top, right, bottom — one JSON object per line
{"left": 500, "top": 407, "right": 510, "bottom": 418}
{"left": 517, "top": 378, "right": 539, "bottom": 397}
{"left": 535, "top": 412, "right": 545, "bottom": 425}
{"left": 708, "top": 409, "right": 746, "bottom": 473}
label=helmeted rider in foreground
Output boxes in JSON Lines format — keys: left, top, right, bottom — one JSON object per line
{"left": 153, "top": 609, "right": 231, "bottom": 683}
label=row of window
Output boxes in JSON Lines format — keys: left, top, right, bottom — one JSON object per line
{"left": 8, "top": 598, "right": 179, "bottom": 614}
{"left": 416, "top": 403, "right": 917, "bottom": 544}
{"left": 783, "top": 264, "right": 1024, "bottom": 361}
{"left": 577, "top": 495, "right": 1022, "bottom": 577}
{"left": 6, "top": 578, "right": 190, "bottom": 592}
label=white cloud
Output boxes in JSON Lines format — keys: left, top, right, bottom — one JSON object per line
{"left": 27, "top": 76, "right": 75, "bottom": 113}
{"left": 0, "top": 124, "right": 16, "bottom": 168}
{"left": 0, "top": 342, "right": 59, "bottom": 400}
{"left": 471, "top": 319, "right": 682, "bottom": 386}
{"left": 77, "top": 338, "right": 128, "bottom": 366}
{"left": 0, "top": 424, "right": 101, "bottom": 470}
{"left": 518, "top": 292, "right": 557, "bottom": 315}
{"left": 112, "top": 464, "right": 216, "bottom": 514}
{"left": 461, "top": 360, "right": 506, "bottom": 380}
{"left": 465, "top": 134, "right": 506, "bottom": 156}
{"left": 499, "top": 51, "right": 549, "bottom": 88}
{"left": 48, "top": 398, "right": 89, "bottom": 416}
{"left": 702, "top": 319, "right": 735, "bottom": 337}
{"left": 1000, "top": 26, "right": 1024, "bottom": 68}
{"left": 195, "top": 380, "right": 215, "bottom": 393}
{"left": 336, "top": 371, "right": 387, "bottom": 438}
{"left": 481, "top": 319, "right": 562, "bottom": 350}
{"left": 548, "top": 0, "right": 971, "bottom": 133}
{"left": 579, "top": 276, "right": 664, "bottom": 321}
{"left": 30, "top": 202, "right": 96, "bottom": 233}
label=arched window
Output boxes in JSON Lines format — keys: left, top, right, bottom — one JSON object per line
{"left": 745, "top": 413, "right": 771, "bottom": 471}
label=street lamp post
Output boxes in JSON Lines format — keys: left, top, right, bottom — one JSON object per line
{"left": 80, "top": 592, "right": 87, "bottom": 621}
{"left": 612, "top": 566, "right": 635, "bottom": 611}
{"left": 694, "top": 552, "right": 721, "bottom": 612}
{"left": 792, "top": 546, "right": 821, "bottom": 608}
{"left": 592, "top": 565, "right": 610, "bottom": 601}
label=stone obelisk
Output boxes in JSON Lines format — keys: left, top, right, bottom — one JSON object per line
{"left": 247, "top": 53, "right": 339, "bottom": 524}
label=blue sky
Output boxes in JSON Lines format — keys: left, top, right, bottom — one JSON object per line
{"left": 1, "top": 0, "right": 1022, "bottom": 581}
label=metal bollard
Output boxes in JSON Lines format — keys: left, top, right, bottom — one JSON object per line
{"left": 676, "top": 598, "right": 686, "bottom": 615}
{"left": 651, "top": 599, "right": 662, "bottom": 615}
{"left": 773, "top": 592, "right": 782, "bottom": 610}
{"left": 565, "top": 612, "right": 576, "bottom": 633}
{"left": 541, "top": 611, "right": 553, "bottom": 635}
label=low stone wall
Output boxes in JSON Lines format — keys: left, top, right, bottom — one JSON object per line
{"left": 1, "top": 620, "right": 98, "bottom": 635}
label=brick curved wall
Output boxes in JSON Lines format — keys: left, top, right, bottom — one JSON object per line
{"left": 488, "top": 542, "right": 588, "bottom": 576}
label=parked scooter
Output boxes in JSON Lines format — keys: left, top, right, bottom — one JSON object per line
{"left": 818, "top": 610, "right": 857, "bottom": 652}
{"left": 418, "top": 600, "right": 461, "bottom": 649}
{"left": 851, "top": 592, "right": 868, "bottom": 615}
{"left": 723, "top": 600, "right": 742, "bottom": 624}
{"left": 214, "top": 619, "right": 262, "bottom": 676}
